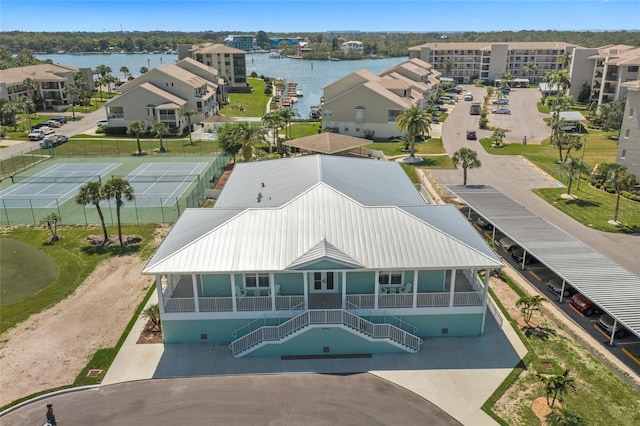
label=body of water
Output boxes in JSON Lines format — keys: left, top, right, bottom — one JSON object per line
{"left": 38, "top": 52, "right": 407, "bottom": 118}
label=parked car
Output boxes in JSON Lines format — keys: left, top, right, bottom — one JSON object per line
{"left": 492, "top": 98, "right": 509, "bottom": 105}
{"left": 498, "top": 237, "right": 517, "bottom": 252}
{"left": 463, "top": 93, "right": 473, "bottom": 101}
{"left": 28, "top": 129, "right": 45, "bottom": 141}
{"left": 476, "top": 216, "right": 491, "bottom": 229}
{"left": 40, "top": 134, "right": 69, "bottom": 149}
{"left": 52, "top": 116, "right": 68, "bottom": 124}
{"left": 435, "top": 105, "right": 448, "bottom": 113}
{"left": 445, "top": 87, "right": 462, "bottom": 94}
{"left": 596, "top": 314, "right": 627, "bottom": 338}
{"left": 44, "top": 119, "right": 61, "bottom": 128}
{"left": 511, "top": 248, "right": 538, "bottom": 265}
{"left": 97, "top": 119, "right": 108, "bottom": 126}
{"left": 547, "top": 278, "right": 576, "bottom": 297}
{"left": 53, "top": 134, "right": 68, "bottom": 144}
{"left": 492, "top": 107, "right": 511, "bottom": 114}
{"left": 466, "top": 129, "right": 477, "bottom": 140}
{"left": 438, "top": 96, "right": 456, "bottom": 105}
{"left": 499, "top": 86, "right": 511, "bottom": 94}
{"left": 569, "top": 293, "right": 601, "bottom": 316}
{"left": 431, "top": 116, "right": 440, "bottom": 123}
{"left": 561, "top": 124, "right": 578, "bottom": 133}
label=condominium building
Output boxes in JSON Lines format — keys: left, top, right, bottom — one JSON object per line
{"left": 223, "top": 34, "right": 257, "bottom": 51}
{"left": 178, "top": 43, "right": 247, "bottom": 91}
{"left": 569, "top": 45, "right": 640, "bottom": 106}
{"left": 0, "top": 63, "right": 94, "bottom": 111}
{"left": 322, "top": 58, "right": 440, "bottom": 139}
{"left": 408, "top": 41, "right": 575, "bottom": 84}
{"left": 103, "top": 57, "right": 220, "bottom": 133}
{"left": 616, "top": 80, "right": 640, "bottom": 178}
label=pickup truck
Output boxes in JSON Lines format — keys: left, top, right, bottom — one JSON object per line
{"left": 28, "top": 129, "right": 45, "bottom": 141}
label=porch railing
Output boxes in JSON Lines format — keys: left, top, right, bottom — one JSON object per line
{"left": 199, "top": 297, "right": 233, "bottom": 312}
{"left": 164, "top": 297, "right": 195, "bottom": 312}
{"left": 163, "top": 295, "right": 306, "bottom": 313}
{"left": 229, "top": 309, "right": 422, "bottom": 357}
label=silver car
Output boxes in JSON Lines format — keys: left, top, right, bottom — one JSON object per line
{"left": 498, "top": 237, "right": 517, "bottom": 252}
{"left": 492, "top": 107, "right": 511, "bottom": 114}
{"left": 596, "top": 314, "right": 627, "bottom": 338}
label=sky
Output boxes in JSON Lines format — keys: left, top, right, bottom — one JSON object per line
{"left": 1, "top": 0, "right": 638, "bottom": 33}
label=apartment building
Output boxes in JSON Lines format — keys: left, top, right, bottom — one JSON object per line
{"left": 409, "top": 41, "right": 574, "bottom": 84}
{"left": 223, "top": 34, "right": 257, "bottom": 51}
{"left": 103, "top": 57, "right": 219, "bottom": 133}
{"left": 616, "top": 81, "right": 640, "bottom": 178}
{"left": 0, "top": 63, "right": 94, "bottom": 111}
{"left": 569, "top": 45, "right": 640, "bottom": 106}
{"left": 322, "top": 58, "right": 440, "bottom": 139}
{"left": 178, "top": 43, "right": 248, "bottom": 91}
{"left": 341, "top": 41, "right": 364, "bottom": 55}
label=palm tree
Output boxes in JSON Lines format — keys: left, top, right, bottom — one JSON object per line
{"left": 451, "top": 147, "right": 481, "bottom": 185}
{"left": 233, "top": 121, "right": 268, "bottom": 161}
{"left": 605, "top": 165, "right": 636, "bottom": 223}
{"left": 262, "top": 111, "right": 284, "bottom": 154}
{"left": 557, "top": 51, "right": 572, "bottom": 70}
{"left": 75, "top": 181, "right": 109, "bottom": 244}
{"left": 103, "top": 74, "right": 118, "bottom": 99}
{"left": 62, "top": 82, "right": 80, "bottom": 121}
{"left": 498, "top": 70, "right": 515, "bottom": 88}
{"left": 1, "top": 101, "right": 21, "bottom": 129}
{"left": 128, "top": 120, "right": 147, "bottom": 155}
{"left": 547, "top": 406, "right": 585, "bottom": 426}
{"left": 102, "top": 177, "right": 134, "bottom": 246}
{"left": 17, "top": 95, "right": 35, "bottom": 131}
{"left": 139, "top": 66, "right": 149, "bottom": 74}
{"left": 490, "top": 130, "right": 506, "bottom": 147}
{"left": 516, "top": 295, "right": 545, "bottom": 325}
{"left": 94, "top": 76, "right": 105, "bottom": 102}
{"left": 523, "top": 62, "right": 539, "bottom": 84}
{"left": 542, "top": 369, "right": 576, "bottom": 407}
{"left": 217, "top": 123, "right": 243, "bottom": 162}
{"left": 39, "top": 212, "right": 62, "bottom": 241}
{"left": 561, "top": 155, "right": 588, "bottom": 196}
{"left": 278, "top": 107, "right": 295, "bottom": 139}
{"left": 120, "top": 66, "right": 130, "bottom": 80}
{"left": 395, "top": 105, "right": 432, "bottom": 158}
{"left": 178, "top": 105, "right": 197, "bottom": 145}
{"left": 152, "top": 121, "right": 168, "bottom": 152}
{"left": 94, "top": 64, "right": 112, "bottom": 78}
{"left": 545, "top": 70, "right": 571, "bottom": 97}
{"left": 442, "top": 59, "right": 454, "bottom": 78}
{"left": 21, "top": 77, "right": 40, "bottom": 114}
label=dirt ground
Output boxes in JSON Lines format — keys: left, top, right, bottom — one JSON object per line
{"left": 0, "top": 255, "right": 152, "bottom": 407}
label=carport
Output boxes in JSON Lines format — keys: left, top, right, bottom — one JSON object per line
{"left": 446, "top": 185, "right": 640, "bottom": 345}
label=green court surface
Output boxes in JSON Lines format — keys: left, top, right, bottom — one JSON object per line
{"left": 0, "top": 154, "right": 231, "bottom": 226}
{"left": 0, "top": 238, "right": 58, "bottom": 305}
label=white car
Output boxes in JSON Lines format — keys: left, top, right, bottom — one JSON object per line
{"left": 96, "top": 119, "right": 108, "bottom": 126}
{"left": 492, "top": 98, "right": 509, "bottom": 105}
{"left": 463, "top": 93, "right": 473, "bottom": 101}
{"left": 498, "top": 237, "right": 517, "bottom": 252}
{"left": 438, "top": 96, "right": 456, "bottom": 104}
{"left": 492, "top": 107, "right": 511, "bottom": 114}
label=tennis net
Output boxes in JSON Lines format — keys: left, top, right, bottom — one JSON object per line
{"left": 11, "top": 175, "right": 101, "bottom": 184}
{"left": 110, "top": 174, "right": 200, "bottom": 183}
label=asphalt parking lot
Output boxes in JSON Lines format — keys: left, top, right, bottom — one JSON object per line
{"left": 464, "top": 208, "right": 640, "bottom": 376}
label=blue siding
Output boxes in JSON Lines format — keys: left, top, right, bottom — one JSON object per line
{"left": 419, "top": 270, "right": 446, "bottom": 292}
{"left": 345, "top": 271, "right": 375, "bottom": 293}
{"left": 247, "top": 327, "right": 408, "bottom": 357}
{"left": 383, "top": 313, "right": 483, "bottom": 337}
{"left": 163, "top": 317, "right": 284, "bottom": 343}
{"left": 201, "top": 274, "right": 231, "bottom": 297}
{"left": 274, "top": 272, "right": 303, "bottom": 295}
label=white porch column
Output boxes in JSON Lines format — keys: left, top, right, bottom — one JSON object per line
{"left": 303, "top": 272, "right": 308, "bottom": 310}
{"left": 270, "top": 273, "right": 276, "bottom": 311}
{"left": 448, "top": 269, "right": 457, "bottom": 307}
{"left": 412, "top": 269, "right": 418, "bottom": 308}
{"left": 481, "top": 268, "right": 491, "bottom": 335}
{"left": 559, "top": 279, "right": 567, "bottom": 303}
{"left": 191, "top": 274, "right": 200, "bottom": 312}
{"left": 374, "top": 271, "right": 380, "bottom": 309}
{"left": 230, "top": 274, "right": 237, "bottom": 312}
{"left": 156, "top": 275, "right": 165, "bottom": 314}
{"left": 342, "top": 272, "right": 347, "bottom": 309}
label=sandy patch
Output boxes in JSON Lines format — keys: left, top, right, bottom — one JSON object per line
{"left": 0, "top": 255, "right": 152, "bottom": 406}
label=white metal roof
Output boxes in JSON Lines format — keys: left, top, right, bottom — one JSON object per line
{"left": 143, "top": 184, "right": 502, "bottom": 274}
{"left": 143, "top": 156, "right": 502, "bottom": 275}
{"left": 447, "top": 185, "right": 640, "bottom": 338}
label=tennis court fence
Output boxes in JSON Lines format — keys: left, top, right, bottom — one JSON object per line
{"left": 0, "top": 154, "right": 231, "bottom": 226}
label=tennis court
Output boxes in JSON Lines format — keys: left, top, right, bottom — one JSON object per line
{"left": 113, "top": 162, "right": 209, "bottom": 207}
{"left": 0, "top": 163, "right": 120, "bottom": 208}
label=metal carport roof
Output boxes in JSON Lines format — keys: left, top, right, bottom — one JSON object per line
{"left": 447, "top": 185, "right": 640, "bottom": 339}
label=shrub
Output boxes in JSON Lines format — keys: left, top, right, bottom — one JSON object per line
{"left": 104, "top": 126, "right": 128, "bottom": 136}
{"left": 479, "top": 117, "right": 489, "bottom": 129}
{"left": 622, "top": 190, "right": 640, "bottom": 202}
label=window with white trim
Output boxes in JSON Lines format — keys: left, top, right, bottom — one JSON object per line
{"left": 379, "top": 271, "right": 402, "bottom": 285}
{"left": 244, "top": 273, "right": 270, "bottom": 289}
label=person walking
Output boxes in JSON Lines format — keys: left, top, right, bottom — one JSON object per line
{"left": 45, "top": 403, "right": 57, "bottom": 426}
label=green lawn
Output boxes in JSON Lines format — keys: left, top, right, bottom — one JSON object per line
{"left": 365, "top": 137, "right": 447, "bottom": 157}
{"left": 0, "top": 225, "right": 158, "bottom": 334}
{"left": 289, "top": 122, "right": 321, "bottom": 139}
{"left": 45, "top": 137, "right": 221, "bottom": 157}
{"left": 219, "top": 78, "right": 271, "bottom": 117}
{"left": 478, "top": 132, "right": 638, "bottom": 233}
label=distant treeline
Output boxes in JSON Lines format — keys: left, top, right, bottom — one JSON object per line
{"left": 0, "top": 30, "right": 638, "bottom": 56}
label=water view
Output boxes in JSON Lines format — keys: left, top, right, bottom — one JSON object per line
{"left": 37, "top": 52, "right": 407, "bottom": 118}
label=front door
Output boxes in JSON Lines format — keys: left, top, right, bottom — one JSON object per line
{"left": 312, "top": 271, "right": 336, "bottom": 293}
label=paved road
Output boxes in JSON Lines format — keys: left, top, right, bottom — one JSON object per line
{"left": 1, "top": 374, "right": 462, "bottom": 426}
{"left": 0, "top": 108, "right": 107, "bottom": 161}
{"left": 436, "top": 86, "right": 640, "bottom": 276}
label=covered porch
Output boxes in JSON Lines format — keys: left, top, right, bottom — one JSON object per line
{"left": 157, "top": 268, "right": 489, "bottom": 314}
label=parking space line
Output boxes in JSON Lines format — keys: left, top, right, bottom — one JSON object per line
{"left": 621, "top": 348, "right": 640, "bottom": 366}
{"left": 530, "top": 271, "right": 542, "bottom": 282}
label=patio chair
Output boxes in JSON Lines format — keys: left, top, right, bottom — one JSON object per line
{"left": 235, "top": 285, "right": 246, "bottom": 298}
{"left": 399, "top": 282, "right": 412, "bottom": 294}
{"left": 269, "top": 284, "right": 281, "bottom": 296}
